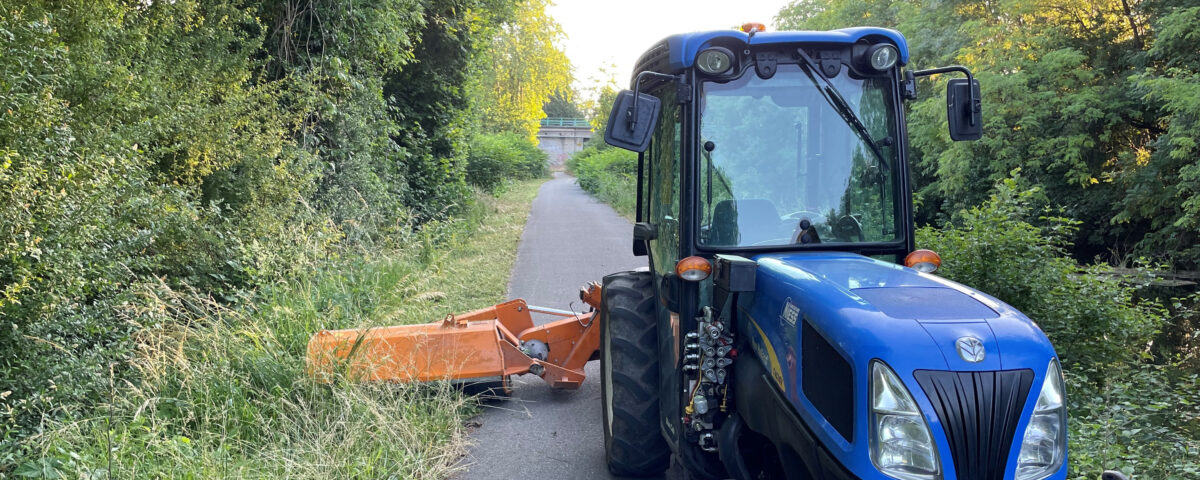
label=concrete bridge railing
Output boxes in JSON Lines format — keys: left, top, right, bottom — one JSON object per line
{"left": 537, "top": 117, "right": 591, "bottom": 169}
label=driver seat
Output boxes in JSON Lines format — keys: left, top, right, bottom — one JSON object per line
{"left": 711, "top": 199, "right": 782, "bottom": 246}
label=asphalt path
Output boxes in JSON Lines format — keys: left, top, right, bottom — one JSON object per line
{"left": 455, "top": 173, "right": 682, "bottom": 480}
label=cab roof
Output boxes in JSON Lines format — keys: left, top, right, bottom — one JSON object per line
{"left": 631, "top": 27, "right": 909, "bottom": 83}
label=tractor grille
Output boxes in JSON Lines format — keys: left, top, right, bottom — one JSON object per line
{"left": 914, "top": 369, "right": 1034, "bottom": 480}
{"left": 802, "top": 318, "right": 853, "bottom": 441}
{"left": 632, "top": 41, "right": 670, "bottom": 81}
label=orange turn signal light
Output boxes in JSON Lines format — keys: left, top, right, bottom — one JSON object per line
{"left": 676, "top": 256, "right": 712, "bottom": 282}
{"left": 740, "top": 22, "right": 766, "bottom": 33}
{"left": 904, "top": 249, "right": 942, "bottom": 273}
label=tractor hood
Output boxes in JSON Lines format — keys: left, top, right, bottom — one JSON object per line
{"left": 738, "top": 251, "right": 1058, "bottom": 450}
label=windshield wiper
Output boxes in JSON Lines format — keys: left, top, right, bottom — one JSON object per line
{"left": 794, "top": 49, "right": 891, "bottom": 172}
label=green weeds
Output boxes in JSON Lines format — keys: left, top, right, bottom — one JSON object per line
{"left": 565, "top": 145, "right": 637, "bottom": 219}
{"left": 10, "top": 180, "right": 545, "bottom": 479}
{"left": 466, "top": 135, "right": 551, "bottom": 193}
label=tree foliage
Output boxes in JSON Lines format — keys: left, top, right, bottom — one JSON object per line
{"left": 777, "top": 0, "right": 1200, "bottom": 268}
{"left": 584, "top": 66, "right": 621, "bottom": 122}
{"left": 0, "top": 0, "right": 554, "bottom": 457}
{"left": 474, "top": 0, "right": 573, "bottom": 140}
{"left": 543, "top": 90, "right": 584, "bottom": 118}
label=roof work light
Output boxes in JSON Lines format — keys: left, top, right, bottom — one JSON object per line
{"left": 866, "top": 43, "right": 899, "bottom": 71}
{"left": 696, "top": 47, "right": 734, "bottom": 75}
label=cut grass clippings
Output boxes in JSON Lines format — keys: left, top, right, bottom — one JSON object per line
{"left": 14, "top": 179, "right": 546, "bottom": 479}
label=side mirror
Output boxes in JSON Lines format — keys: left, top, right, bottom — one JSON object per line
{"left": 604, "top": 90, "right": 661, "bottom": 152}
{"left": 946, "top": 78, "right": 982, "bottom": 141}
{"left": 632, "top": 222, "right": 656, "bottom": 256}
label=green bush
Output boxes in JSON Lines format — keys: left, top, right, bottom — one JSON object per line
{"left": 918, "top": 175, "right": 1199, "bottom": 478}
{"left": 566, "top": 144, "right": 637, "bottom": 217}
{"left": 1066, "top": 362, "right": 1200, "bottom": 479}
{"left": 465, "top": 133, "right": 549, "bottom": 192}
{"left": 0, "top": 0, "right": 513, "bottom": 460}
{"left": 917, "top": 176, "right": 1161, "bottom": 369}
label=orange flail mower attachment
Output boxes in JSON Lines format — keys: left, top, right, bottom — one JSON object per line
{"left": 307, "top": 283, "right": 604, "bottom": 393}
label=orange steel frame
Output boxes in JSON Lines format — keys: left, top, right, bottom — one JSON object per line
{"left": 307, "top": 283, "right": 605, "bottom": 393}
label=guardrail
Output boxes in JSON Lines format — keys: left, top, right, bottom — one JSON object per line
{"left": 540, "top": 117, "right": 591, "bottom": 128}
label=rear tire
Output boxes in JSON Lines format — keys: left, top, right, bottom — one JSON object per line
{"left": 601, "top": 271, "right": 670, "bottom": 477}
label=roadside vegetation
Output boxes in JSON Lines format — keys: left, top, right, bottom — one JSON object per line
{"left": 1, "top": 0, "right": 570, "bottom": 476}
{"left": 565, "top": 84, "right": 637, "bottom": 219}
{"left": 467, "top": 133, "right": 551, "bottom": 193}
{"left": 566, "top": 145, "right": 637, "bottom": 219}
{"left": 778, "top": 0, "right": 1200, "bottom": 271}
{"left": 13, "top": 180, "right": 544, "bottom": 479}
{"left": 569, "top": 1, "right": 1200, "bottom": 477}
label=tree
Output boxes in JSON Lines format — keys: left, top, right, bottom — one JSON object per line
{"left": 543, "top": 90, "right": 584, "bottom": 118}
{"left": 474, "top": 0, "right": 573, "bottom": 140}
{"left": 581, "top": 66, "right": 622, "bottom": 142}
{"left": 1117, "top": 4, "right": 1200, "bottom": 266}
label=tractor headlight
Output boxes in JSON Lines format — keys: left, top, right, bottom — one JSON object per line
{"left": 867, "top": 44, "right": 899, "bottom": 71}
{"left": 696, "top": 47, "right": 734, "bottom": 75}
{"left": 1015, "top": 360, "right": 1067, "bottom": 480}
{"left": 870, "top": 361, "right": 941, "bottom": 480}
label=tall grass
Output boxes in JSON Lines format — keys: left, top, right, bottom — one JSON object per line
{"left": 565, "top": 146, "right": 637, "bottom": 219}
{"left": 12, "top": 180, "right": 545, "bottom": 479}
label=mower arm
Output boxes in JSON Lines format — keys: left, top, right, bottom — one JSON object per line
{"left": 306, "top": 283, "right": 604, "bottom": 393}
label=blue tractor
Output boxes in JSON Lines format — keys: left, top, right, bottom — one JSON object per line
{"left": 597, "top": 25, "right": 1072, "bottom": 480}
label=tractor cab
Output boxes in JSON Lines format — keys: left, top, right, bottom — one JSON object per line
{"left": 609, "top": 26, "right": 979, "bottom": 263}
{"left": 602, "top": 26, "right": 1069, "bottom": 480}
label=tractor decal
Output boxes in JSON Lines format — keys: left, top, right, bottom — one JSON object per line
{"left": 747, "top": 317, "right": 785, "bottom": 391}
{"left": 780, "top": 298, "right": 799, "bottom": 327}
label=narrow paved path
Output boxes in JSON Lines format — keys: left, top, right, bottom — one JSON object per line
{"left": 455, "top": 173, "right": 676, "bottom": 479}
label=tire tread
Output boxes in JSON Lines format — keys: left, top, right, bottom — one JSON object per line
{"left": 602, "top": 271, "right": 670, "bottom": 477}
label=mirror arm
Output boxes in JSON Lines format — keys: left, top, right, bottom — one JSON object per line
{"left": 628, "top": 71, "right": 679, "bottom": 131}
{"left": 913, "top": 65, "right": 978, "bottom": 126}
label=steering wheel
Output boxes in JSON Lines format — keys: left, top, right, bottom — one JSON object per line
{"left": 832, "top": 215, "right": 865, "bottom": 242}
{"left": 746, "top": 211, "right": 832, "bottom": 246}
{"left": 785, "top": 211, "right": 827, "bottom": 242}
{"left": 751, "top": 237, "right": 792, "bottom": 246}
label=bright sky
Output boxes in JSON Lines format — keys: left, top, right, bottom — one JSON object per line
{"left": 548, "top": 0, "right": 793, "bottom": 98}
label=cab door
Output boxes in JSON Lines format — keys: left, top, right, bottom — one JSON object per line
{"left": 640, "top": 83, "right": 684, "bottom": 444}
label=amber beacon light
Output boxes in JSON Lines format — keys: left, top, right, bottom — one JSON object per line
{"left": 676, "top": 256, "right": 712, "bottom": 282}
{"left": 740, "top": 22, "right": 766, "bottom": 33}
{"left": 904, "top": 249, "right": 942, "bottom": 273}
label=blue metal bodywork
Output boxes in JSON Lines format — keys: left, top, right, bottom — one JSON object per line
{"left": 740, "top": 252, "right": 1067, "bottom": 479}
{"left": 642, "top": 27, "right": 910, "bottom": 74}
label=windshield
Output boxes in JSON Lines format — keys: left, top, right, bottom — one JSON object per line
{"left": 698, "top": 63, "right": 901, "bottom": 248}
